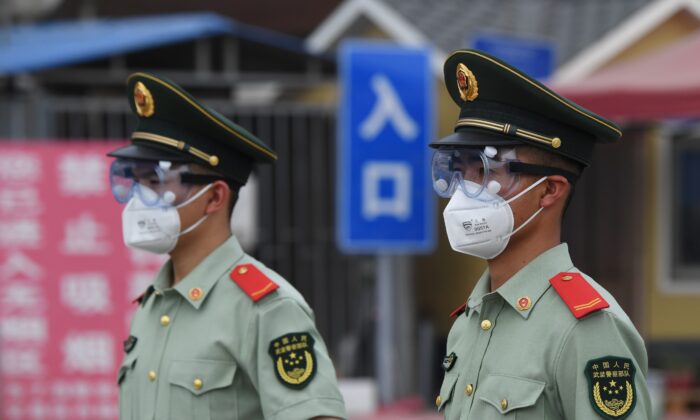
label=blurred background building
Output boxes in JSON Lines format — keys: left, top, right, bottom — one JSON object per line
{"left": 1, "top": 0, "right": 699, "bottom": 418}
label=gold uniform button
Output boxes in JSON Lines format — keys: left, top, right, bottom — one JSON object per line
{"left": 238, "top": 266, "right": 248, "bottom": 275}
{"left": 562, "top": 275, "right": 573, "bottom": 281}
{"left": 501, "top": 399, "right": 508, "bottom": 410}
{"left": 481, "top": 319, "right": 492, "bottom": 331}
{"left": 148, "top": 371, "right": 157, "bottom": 381}
{"left": 435, "top": 395, "right": 442, "bottom": 407}
{"left": 160, "top": 315, "right": 171, "bottom": 326}
{"left": 465, "top": 384, "right": 474, "bottom": 396}
{"left": 193, "top": 378, "right": 203, "bottom": 390}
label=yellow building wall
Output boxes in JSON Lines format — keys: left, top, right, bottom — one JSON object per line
{"left": 645, "top": 132, "right": 700, "bottom": 340}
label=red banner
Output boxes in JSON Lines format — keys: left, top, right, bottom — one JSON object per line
{"left": 0, "top": 141, "right": 166, "bottom": 419}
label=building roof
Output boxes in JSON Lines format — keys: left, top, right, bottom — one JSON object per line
{"left": 553, "top": 29, "right": 700, "bottom": 120}
{"left": 307, "top": 0, "right": 653, "bottom": 74}
{"left": 0, "top": 12, "right": 309, "bottom": 76}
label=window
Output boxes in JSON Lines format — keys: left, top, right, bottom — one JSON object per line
{"left": 660, "top": 127, "right": 700, "bottom": 292}
{"left": 672, "top": 135, "right": 700, "bottom": 278}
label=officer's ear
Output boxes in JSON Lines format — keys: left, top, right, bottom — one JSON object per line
{"left": 539, "top": 175, "right": 570, "bottom": 210}
{"left": 204, "top": 180, "right": 231, "bottom": 215}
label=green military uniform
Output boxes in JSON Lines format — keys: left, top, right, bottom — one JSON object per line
{"left": 109, "top": 73, "right": 346, "bottom": 420}
{"left": 436, "top": 244, "right": 650, "bottom": 419}
{"left": 431, "top": 50, "right": 651, "bottom": 419}
{"left": 119, "top": 236, "right": 346, "bottom": 420}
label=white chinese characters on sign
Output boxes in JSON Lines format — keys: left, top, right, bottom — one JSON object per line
{"left": 58, "top": 154, "right": 107, "bottom": 196}
{"left": 61, "top": 213, "right": 111, "bottom": 255}
{"left": 0, "top": 220, "right": 42, "bottom": 248}
{"left": 0, "top": 188, "right": 42, "bottom": 214}
{"left": 0, "top": 316, "right": 47, "bottom": 342}
{"left": 62, "top": 332, "right": 114, "bottom": 374}
{"left": 1, "top": 348, "right": 43, "bottom": 376}
{"left": 61, "top": 273, "right": 112, "bottom": 314}
{"left": 0, "top": 251, "right": 43, "bottom": 279}
{"left": 0, "top": 153, "right": 41, "bottom": 183}
{"left": 358, "top": 73, "right": 418, "bottom": 221}
{"left": 362, "top": 162, "right": 412, "bottom": 220}
{"left": 0, "top": 283, "right": 45, "bottom": 311}
{"left": 360, "top": 74, "right": 418, "bottom": 141}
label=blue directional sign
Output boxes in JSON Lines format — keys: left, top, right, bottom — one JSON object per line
{"left": 337, "top": 42, "right": 434, "bottom": 253}
{"left": 472, "top": 33, "right": 555, "bottom": 80}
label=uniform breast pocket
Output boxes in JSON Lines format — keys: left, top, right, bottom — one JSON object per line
{"left": 437, "top": 373, "right": 459, "bottom": 417}
{"left": 471, "top": 374, "right": 545, "bottom": 419}
{"left": 168, "top": 360, "right": 237, "bottom": 420}
{"left": 117, "top": 353, "right": 138, "bottom": 420}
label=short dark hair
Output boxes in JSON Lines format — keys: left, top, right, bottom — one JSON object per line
{"left": 516, "top": 145, "right": 584, "bottom": 215}
{"left": 188, "top": 164, "right": 243, "bottom": 218}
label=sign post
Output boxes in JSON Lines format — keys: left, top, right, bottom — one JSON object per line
{"left": 338, "top": 41, "right": 434, "bottom": 403}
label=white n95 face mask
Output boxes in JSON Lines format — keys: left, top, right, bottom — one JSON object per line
{"left": 121, "top": 184, "right": 214, "bottom": 254}
{"left": 443, "top": 177, "right": 547, "bottom": 260}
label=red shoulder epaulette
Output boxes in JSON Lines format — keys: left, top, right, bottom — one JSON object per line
{"left": 549, "top": 272, "right": 609, "bottom": 319}
{"left": 450, "top": 302, "right": 467, "bottom": 318}
{"left": 132, "top": 286, "right": 154, "bottom": 305}
{"left": 230, "top": 263, "right": 279, "bottom": 302}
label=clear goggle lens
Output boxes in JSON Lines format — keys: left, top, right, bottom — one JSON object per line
{"left": 109, "top": 159, "right": 202, "bottom": 207}
{"left": 431, "top": 147, "right": 521, "bottom": 200}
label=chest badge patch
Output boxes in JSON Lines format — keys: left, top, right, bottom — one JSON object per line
{"left": 269, "top": 332, "right": 316, "bottom": 389}
{"left": 442, "top": 352, "right": 457, "bottom": 372}
{"left": 123, "top": 335, "right": 137, "bottom": 354}
{"left": 585, "top": 356, "right": 636, "bottom": 419}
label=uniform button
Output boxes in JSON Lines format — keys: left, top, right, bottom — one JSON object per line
{"left": 160, "top": 315, "right": 171, "bottom": 326}
{"left": 481, "top": 319, "right": 492, "bottom": 330}
{"left": 501, "top": 399, "right": 508, "bottom": 410}
{"left": 435, "top": 395, "right": 442, "bottom": 407}
{"left": 193, "top": 378, "right": 203, "bottom": 390}
{"left": 465, "top": 384, "right": 474, "bottom": 396}
{"left": 562, "top": 275, "right": 573, "bottom": 281}
{"left": 154, "top": 290, "right": 162, "bottom": 296}
{"left": 148, "top": 371, "right": 157, "bottom": 381}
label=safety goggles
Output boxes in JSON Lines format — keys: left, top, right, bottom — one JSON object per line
{"left": 431, "top": 146, "right": 577, "bottom": 199}
{"left": 109, "top": 159, "right": 223, "bottom": 207}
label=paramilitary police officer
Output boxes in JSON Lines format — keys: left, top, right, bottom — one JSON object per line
{"left": 108, "top": 73, "right": 346, "bottom": 420}
{"left": 431, "top": 50, "right": 651, "bottom": 419}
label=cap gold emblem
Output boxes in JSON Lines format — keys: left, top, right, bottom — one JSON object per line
{"left": 188, "top": 287, "right": 204, "bottom": 301}
{"left": 134, "top": 81, "right": 155, "bottom": 117}
{"left": 456, "top": 63, "right": 478, "bottom": 102}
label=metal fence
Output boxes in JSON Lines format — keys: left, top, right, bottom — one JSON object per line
{"left": 0, "top": 94, "right": 377, "bottom": 377}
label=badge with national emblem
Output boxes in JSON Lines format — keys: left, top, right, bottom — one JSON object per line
{"left": 456, "top": 63, "right": 478, "bottom": 102}
{"left": 585, "top": 356, "right": 636, "bottom": 419}
{"left": 268, "top": 332, "right": 316, "bottom": 389}
{"left": 134, "top": 81, "right": 155, "bottom": 117}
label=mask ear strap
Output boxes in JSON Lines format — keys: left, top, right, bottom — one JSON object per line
{"left": 175, "top": 183, "right": 214, "bottom": 209}
{"left": 505, "top": 176, "right": 547, "bottom": 205}
{"left": 504, "top": 207, "right": 544, "bottom": 239}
